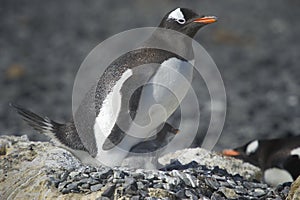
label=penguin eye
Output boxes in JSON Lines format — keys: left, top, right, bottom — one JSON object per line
{"left": 177, "top": 19, "right": 186, "bottom": 24}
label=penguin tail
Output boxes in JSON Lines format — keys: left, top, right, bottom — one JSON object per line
{"left": 10, "top": 103, "right": 61, "bottom": 138}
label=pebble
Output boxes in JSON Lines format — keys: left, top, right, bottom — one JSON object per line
{"left": 96, "top": 197, "right": 110, "bottom": 200}
{"left": 80, "top": 183, "right": 90, "bottom": 189}
{"left": 136, "top": 181, "right": 144, "bottom": 190}
{"left": 130, "top": 196, "right": 140, "bottom": 200}
{"left": 112, "top": 178, "right": 125, "bottom": 184}
{"left": 185, "top": 189, "right": 198, "bottom": 200}
{"left": 90, "top": 183, "right": 103, "bottom": 192}
{"left": 165, "top": 176, "right": 180, "bottom": 186}
{"left": 218, "top": 187, "right": 239, "bottom": 199}
{"left": 234, "top": 185, "right": 247, "bottom": 194}
{"left": 87, "top": 178, "right": 99, "bottom": 185}
{"left": 48, "top": 160, "right": 291, "bottom": 199}
{"left": 175, "top": 189, "right": 185, "bottom": 198}
{"left": 101, "top": 184, "right": 116, "bottom": 198}
{"left": 252, "top": 188, "right": 266, "bottom": 197}
{"left": 83, "top": 166, "right": 97, "bottom": 173}
{"left": 65, "top": 182, "right": 79, "bottom": 192}
{"left": 124, "top": 182, "right": 138, "bottom": 195}
{"left": 69, "top": 171, "right": 80, "bottom": 178}
{"left": 132, "top": 171, "right": 145, "bottom": 179}
{"left": 59, "top": 171, "right": 70, "bottom": 181}
{"left": 213, "top": 175, "right": 226, "bottom": 181}
{"left": 205, "top": 177, "right": 220, "bottom": 190}
{"left": 211, "top": 191, "right": 226, "bottom": 200}
{"left": 226, "top": 178, "right": 236, "bottom": 187}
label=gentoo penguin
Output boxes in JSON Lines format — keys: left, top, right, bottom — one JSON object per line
{"left": 222, "top": 135, "right": 300, "bottom": 186}
{"left": 13, "top": 8, "right": 217, "bottom": 167}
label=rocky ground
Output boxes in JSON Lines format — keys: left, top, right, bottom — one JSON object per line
{"left": 1, "top": 1, "right": 300, "bottom": 151}
{"left": 0, "top": 136, "right": 295, "bottom": 199}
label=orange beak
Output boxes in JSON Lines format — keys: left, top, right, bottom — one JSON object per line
{"left": 222, "top": 149, "right": 240, "bottom": 156}
{"left": 193, "top": 16, "right": 217, "bottom": 24}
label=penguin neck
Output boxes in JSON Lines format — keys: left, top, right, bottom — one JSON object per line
{"left": 143, "top": 29, "right": 195, "bottom": 61}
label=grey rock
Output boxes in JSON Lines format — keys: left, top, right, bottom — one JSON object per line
{"left": 113, "top": 170, "right": 127, "bottom": 179}
{"left": 234, "top": 185, "right": 247, "bottom": 194}
{"left": 251, "top": 188, "right": 266, "bottom": 197}
{"left": 145, "top": 197, "right": 158, "bottom": 200}
{"left": 185, "top": 189, "right": 198, "bottom": 199}
{"left": 124, "top": 177, "right": 138, "bottom": 195}
{"left": 153, "top": 182, "right": 163, "bottom": 189}
{"left": 162, "top": 183, "right": 170, "bottom": 190}
{"left": 136, "top": 181, "right": 144, "bottom": 190}
{"left": 69, "top": 171, "right": 80, "bottom": 178}
{"left": 87, "top": 178, "right": 99, "bottom": 185}
{"left": 218, "top": 187, "right": 239, "bottom": 199}
{"left": 57, "top": 181, "right": 68, "bottom": 191}
{"left": 59, "top": 171, "right": 70, "bottom": 181}
{"left": 112, "top": 178, "right": 125, "bottom": 184}
{"left": 226, "top": 178, "right": 236, "bottom": 187}
{"left": 175, "top": 189, "right": 186, "bottom": 198}
{"left": 80, "top": 183, "right": 90, "bottom": 189}
{"left": 65, "top": 182, "right": 79, "bottom": 192}
{"left": 211, "top": 192, "right": 226, "bottom": 200}
{"left": 90, "top": 183, "right": 103, "bottom": 192}
{"left": 130, "top": 196, "right": 140, "bottom": 200}
{"left": 165, "top": 176, "right": 180, "bottom": 186}
{"left": 132, "top": 171, "right": 145, "bottom": 179}
{"left": 101, "top": 184, "right": 116, "bottom": 198}
{"left": 213, "top": 175, "right": 226, "bottom": 181}
{"left": 61, "top": 188, "right": 71, "bottom": 195}
{"left": 205, "top": 177, "right": 220, "bottom": 190}
{"left": 96, "top": 197, "right": 110, "bottom": 200}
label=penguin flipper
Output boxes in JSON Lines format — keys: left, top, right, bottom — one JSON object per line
{"left": 283, "top": 155, "right": 300, "bottom": 180}
{"left": 102, "top": 126, "right": 126, "bottom": 150}
{"left": 101, "top": 79, "right": 147, "bottom": 151}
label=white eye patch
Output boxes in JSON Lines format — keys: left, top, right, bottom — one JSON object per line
{"left": 290, "top": 147, "right": 300, "bottom": 157}
{"left": 246, "top": 140, "right": 259, "bottom": 155}
{"left": 168, "top": 8, "right": 186, "bottom": 24}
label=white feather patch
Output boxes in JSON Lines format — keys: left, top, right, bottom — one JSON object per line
{"left": 264, "top": 168, "right": 293, "bottom": 186}
{"left": 290, "top": 147, "right": 300, "bottom": 157}
{"left": 168, "top": 8, "right": 185, "bottom": 21}
{"left": 246, "top": 140, "right": 259, "bottom": 155}
{"left": 126, "top": 57, "right": 193, "bottom": 138}
{"left": 94, "top": 69, "right": 133, "bottom": 139}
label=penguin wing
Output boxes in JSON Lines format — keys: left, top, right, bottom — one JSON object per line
{"left": 283, "top": 155, "right": 300, "bottom": 180}
{"left": 102, "top": 65, "right": 158, "bottom": 150}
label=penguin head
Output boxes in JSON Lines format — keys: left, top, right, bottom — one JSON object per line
{"left": 159, "top": 8, "right": 217, "bottom": 37}
{"left": 222, "top": 140, "right": 261, "bottom": 167}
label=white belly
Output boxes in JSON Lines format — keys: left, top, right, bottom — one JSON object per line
{"left": 126, "top": 57, "right": 193, "bottom": 138}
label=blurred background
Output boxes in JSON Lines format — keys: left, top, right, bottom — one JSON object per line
{"left": 1, "top": 0, "right": 299, "bottom": 150}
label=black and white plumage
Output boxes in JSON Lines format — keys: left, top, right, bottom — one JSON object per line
{"left": 222, "top": 136, "right": 300, "bottom": 186}
{"left": 129, "top": 123, "right": 179, "bottom": 153}
{"left": 13, "top": 8, "right": 217, "bottom": 167}
{"left": 122, "top": 123, "right": 179, "bottom": 169}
